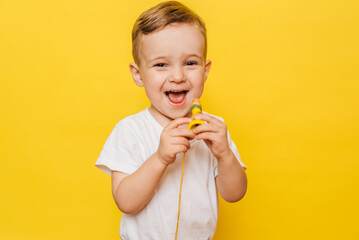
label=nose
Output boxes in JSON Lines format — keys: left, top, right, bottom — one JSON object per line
{"left": 169, "top": 66, "right": 185, "bottom": 83}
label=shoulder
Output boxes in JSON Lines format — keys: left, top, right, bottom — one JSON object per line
{"left": 203, "top": 111, "right": 224, "bottom": 122}
{"left": 103, "top": 109, "right": 151, "bottom": 151}
{"left": 114, "top": 109, "right": 149, "bottom": 130}
{"left": 112, "top": 108, "right": 161, "bottom": 139}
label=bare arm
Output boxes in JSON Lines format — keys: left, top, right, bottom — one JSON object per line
{"left": 111, "top": 152, "right": 167, "bottom": 214}
{"left": 111, "top": 117, "right": 195, "bottom": 214}
{"left": 215, "top": 150, "right": 247, "bottom": 202}
{"left": 193, "top": 113, "right": 247, "bottom": 202}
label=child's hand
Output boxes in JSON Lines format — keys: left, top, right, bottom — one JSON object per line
{"left": 157, "top": 117, "right": 195, "bottom": 166}
{"left": 192, "top": 113, "right": 231, "bottom": 160}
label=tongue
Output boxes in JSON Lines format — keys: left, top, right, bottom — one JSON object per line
{"left": 168, "top": 92, "right": 185, "bottom": 104}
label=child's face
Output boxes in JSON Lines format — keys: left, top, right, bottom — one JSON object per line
{"left": 130, "top": 23, "right": 211, "bottom": 125}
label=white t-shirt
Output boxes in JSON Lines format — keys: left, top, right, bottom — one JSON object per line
{"left": 95, "top": 108, "right": 246, "bottom": 240}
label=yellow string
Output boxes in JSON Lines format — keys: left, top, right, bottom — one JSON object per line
{"left": 175, "top": 98, "right": 202, "bottom": 239}
{"left": 175, "top": 153, "right": 186, "bottom": 240}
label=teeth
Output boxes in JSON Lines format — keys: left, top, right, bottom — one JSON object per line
{"left": 165, "top": 90, "right": 187, "bottom": 95}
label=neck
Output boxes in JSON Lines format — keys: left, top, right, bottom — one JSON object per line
{"left": 148, "top": 105, "right": 192, "bottom": 127}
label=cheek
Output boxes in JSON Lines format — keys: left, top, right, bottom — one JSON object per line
{"left": 143, "top": 80, "right": 167, "bottom": 102}
{"left": 189, "top": 70, "right": 206, "bottom": 84}
{"left": 143, "top": 72, "right": 164, "bottom": 88}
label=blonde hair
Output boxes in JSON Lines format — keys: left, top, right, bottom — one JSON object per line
{"left": 132, "top": 1, "right": 207, "bottom": 65}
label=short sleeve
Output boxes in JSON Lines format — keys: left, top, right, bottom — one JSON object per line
{"left": 227, "top": 130, "right": 247, "bottom": 169}
{"left": 95, "top": 120, "right": 144, "bottom": 176}
{"left": 213, "top": 129, "right": 247, "bottom": 177}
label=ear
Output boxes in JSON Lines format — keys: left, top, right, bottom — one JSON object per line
{"left": 129, "top": 62, "right": 144, "bottom": 87}
{"left": 204, "top": 60, "right": 212, "bottom": 82}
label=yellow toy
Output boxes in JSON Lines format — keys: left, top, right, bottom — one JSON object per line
{"left": 175, "top": 98, "right": 205, "bottom": 240}
{"left": 187, "top": 98, "right": 205, "bottom": 130}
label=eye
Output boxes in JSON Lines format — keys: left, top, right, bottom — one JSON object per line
{"left": 186, "top": 61, "right": 198, "bottom": 66}
{"left": 154, "top": 63, "right": 166, "bottom": 67}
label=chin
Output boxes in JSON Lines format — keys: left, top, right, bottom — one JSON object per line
{"left": 166, "top": 108, "right": 191, "bottom": 120}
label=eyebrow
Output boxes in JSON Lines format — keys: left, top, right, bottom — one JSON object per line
{"left": 186, "top": 54, "right": 202, "bottom": 58}
{"left": 148, "top": 54, "right": 202, "bottom": 62}
{"left": 148, "top": 56, "right": 166, "bottom": 62}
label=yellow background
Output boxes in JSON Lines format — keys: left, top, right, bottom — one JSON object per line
{"left": 1, "top": 0, "right": 358, "bottom": 239}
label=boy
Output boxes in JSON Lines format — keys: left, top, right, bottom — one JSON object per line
{"left": 95, "top": 1, "right": 247, "bottom": 239}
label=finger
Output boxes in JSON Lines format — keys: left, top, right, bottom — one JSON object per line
{"left": 173, "top": 142, "right": 191, "bottom": 153}
{"left": 173, "top": 144, "right": 190, "bottom": 154}
{"left": 196, "top": 132, "right": 216, "bottom": 141}
{"left": 193, "top": 113, "right": 224, "bottom": 125}
{"left": 171, "top": 136, "right": 190, "bottom": 146}
{"left": 166, "top": 117, "right": 192, "bottom": 129}
{"left": 170, "top": 128, "right": 196, "bottom": 139}
{"left": 192, "top": 123, "right": 218, "bottom": 134}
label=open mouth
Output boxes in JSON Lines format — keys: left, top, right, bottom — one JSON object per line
{"left": 165, "top": 90, "right": 188, "bottom": 106}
